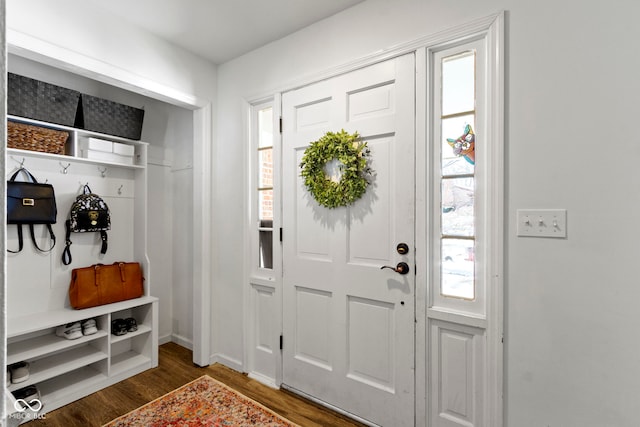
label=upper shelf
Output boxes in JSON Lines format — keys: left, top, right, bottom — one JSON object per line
{"left": 7, "top": 115, "right": 148, "bottom": 170}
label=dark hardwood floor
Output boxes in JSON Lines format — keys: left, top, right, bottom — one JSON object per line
{"left": 27, "top": 342, "right": 366, "bottom": 427}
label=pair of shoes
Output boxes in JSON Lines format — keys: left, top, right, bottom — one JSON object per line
{"left": 111, "top": 317, "right": 137, "bottom": 336}
{"left": 55, "top": 318, "right": 98, "bottom": 340}
{"left": 12, "top": 385, "right": 41, "bottom": 410}
{"left": 8, "top": 361, "right": 30, "bottom": 384}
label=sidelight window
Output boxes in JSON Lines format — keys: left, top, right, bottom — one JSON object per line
{"left": 437, "top": 48, "right": 478, "bottom": 301}
{"left": 440, "top": 50, "right": 476, "bottom": 299}
{"left": 253, "top": 103, "right": 275, "bottom": 271}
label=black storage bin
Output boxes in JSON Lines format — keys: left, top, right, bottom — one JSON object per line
{"left": 7, "top": 73, "right": 80, "bottom": 127}
{"left": 75, "top": 94, "right": 145, "bottom": 140}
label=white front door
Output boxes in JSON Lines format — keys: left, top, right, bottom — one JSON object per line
{"left": 281, "top": 54, "right": 415, "bottom": 427}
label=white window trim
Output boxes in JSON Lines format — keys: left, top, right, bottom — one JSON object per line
{"left": 416, "top": 12, "right": 504, "bottom": 427}
{"left": 431, "top": 37, "right": 487, "bottom": 316}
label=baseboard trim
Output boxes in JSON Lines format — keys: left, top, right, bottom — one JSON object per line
{"left": 210, "top": 353, "right": 243, "bottom": 372}
{"left": 247, "top": 371, "right": 278, "bottom": 389}
{"left": 170, "top": 333, "right": 193, "bottom": 350}
{"left": 158, "top": 334, "right": 172, "bottom": 345}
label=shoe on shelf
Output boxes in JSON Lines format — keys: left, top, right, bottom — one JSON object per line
{"left": 111, "top": 319, "right": 127, "bottom": 336}
{"left": 8, "top": 361, "right": 30, "bottom": 384}
{"left": 125, "top": 317, "right": 138, "bottom": 332}
{"left": 81, "top": 318, "right": 98, "bottom": 336}
{"left": 56, "top": 322, "right": 83, "bottom": 340}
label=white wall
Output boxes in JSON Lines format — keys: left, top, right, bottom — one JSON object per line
{"left": 216, "top": 1, "right": 640, "bottom": 426}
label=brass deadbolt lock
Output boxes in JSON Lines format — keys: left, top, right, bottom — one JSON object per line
{"left": 397, "top": 243, "right": 409, "bottom": 255}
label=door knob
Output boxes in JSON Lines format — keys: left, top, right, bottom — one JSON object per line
{"left": 380, "top": 262, "right": 410, "bottom": 275}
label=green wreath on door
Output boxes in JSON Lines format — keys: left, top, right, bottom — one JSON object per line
{"left": 299, "top": 130, "right": 373, "bottom": 209}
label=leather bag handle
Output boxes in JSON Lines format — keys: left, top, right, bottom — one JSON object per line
{"left": 117, "top": 262, "right": 126, "bottom": 282}
{"left": 9, "top": 167, "right": 39, "bottom": 183}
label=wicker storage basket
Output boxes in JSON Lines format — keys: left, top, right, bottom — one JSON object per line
{"left": 76, "top": 94, "right": 144, "bottom": 140}
{"left": 7, "top": 121, "right": 69, "bottom": 155}
{"left": 8, "top": 73, "right": 80, "bottom": 127}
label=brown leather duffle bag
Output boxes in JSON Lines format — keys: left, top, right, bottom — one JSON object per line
{"left": 69, "top": 262, "right": 144, "bottom": 309}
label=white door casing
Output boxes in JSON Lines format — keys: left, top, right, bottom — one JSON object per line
{"left": 417, "top": 14, "right": 504, "bottom": 427}
{"left": 282, "top": 54, "right": 416, "bottom": 427}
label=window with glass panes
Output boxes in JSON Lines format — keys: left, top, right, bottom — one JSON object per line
{"left": 439, "top": 50, "right": 476, "bottom": 300}
{"left": 257, "top": 107, "right": 274, "bottom": 269}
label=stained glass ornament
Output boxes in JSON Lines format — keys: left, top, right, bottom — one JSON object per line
{"left": 447, "top": 124, "right": 475, "bottom": 165}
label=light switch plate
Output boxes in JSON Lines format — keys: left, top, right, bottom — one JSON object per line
{"left": 517, "top": 209, "right": 567, "bottom": 238}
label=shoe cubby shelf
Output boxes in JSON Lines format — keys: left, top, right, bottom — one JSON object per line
{"left": 7, "top": 345, "right": 108, "bottom": 393}
{"left": 6, "top": 297, "right": 158, "bottom": 415}
{"left": 7, "top": 330, "right": 109, "bottom": 365}
{"left": 111, "top": 352, "right": 152, "bottom": 376}
{"left": 37, "top": 366, "right": 109, "bottom": 412}
{"left": 8, "top": 114, "right": 147, "bottom": 169}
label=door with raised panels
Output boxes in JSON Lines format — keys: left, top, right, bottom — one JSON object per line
{"left": 281, "top": 54, "right": 415, "bottom": 427}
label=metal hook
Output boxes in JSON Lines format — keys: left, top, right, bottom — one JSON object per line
{"left": 99, "top": 167, "right": 107, "bottom": 178}
{"left": 117, "top": 185, "right": 123, "bottom": 195}
{"left": 60, "top": 162, "right": 71, "bottom": 174}
{"left": 10, "top": 156, "right": 26, "bottom": 168}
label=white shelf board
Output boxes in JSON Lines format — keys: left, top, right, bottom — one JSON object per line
{"left": 7, "top": 147, "right": 145, "bottom": 170}
{"left": 110, "top": 351, "right": 151, "bottom": 376}
{"left": 8, "top": 115, "right": 149, "bottom": 146}
{"left": 7, "top": 331, "right": 108, "bottom": 365}
{"left": 110, "top": 324, "right": 152, "bottom": 344}
{"left": 8, "top": 345, "right": 108, "bottom": 392}
{"left": 7, "top": 296, "right": 158, "bottom": 338}
{"left": 37, "top": 365, "right": 107, "bottom": 409}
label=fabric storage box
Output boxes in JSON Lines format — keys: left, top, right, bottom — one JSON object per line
{"left": 7, "top": 121, "right": 69, "bottom": 155}
{"left": 75, "top": 94, "right": 144, "bottom": 140}
{"left": 7, "top": 73, "right": 80, "bottom": 127}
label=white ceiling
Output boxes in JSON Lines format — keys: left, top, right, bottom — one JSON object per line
{"left": 85, "top": 0, "right": 365, "bottom": 65}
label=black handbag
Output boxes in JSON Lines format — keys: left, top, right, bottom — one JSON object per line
{"left": 6, "top": 168, "right": 57, "bottom": 253}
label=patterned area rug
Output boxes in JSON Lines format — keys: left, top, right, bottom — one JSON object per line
{"left": 103, "top": 375, "right": 300, "bottom": 427}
